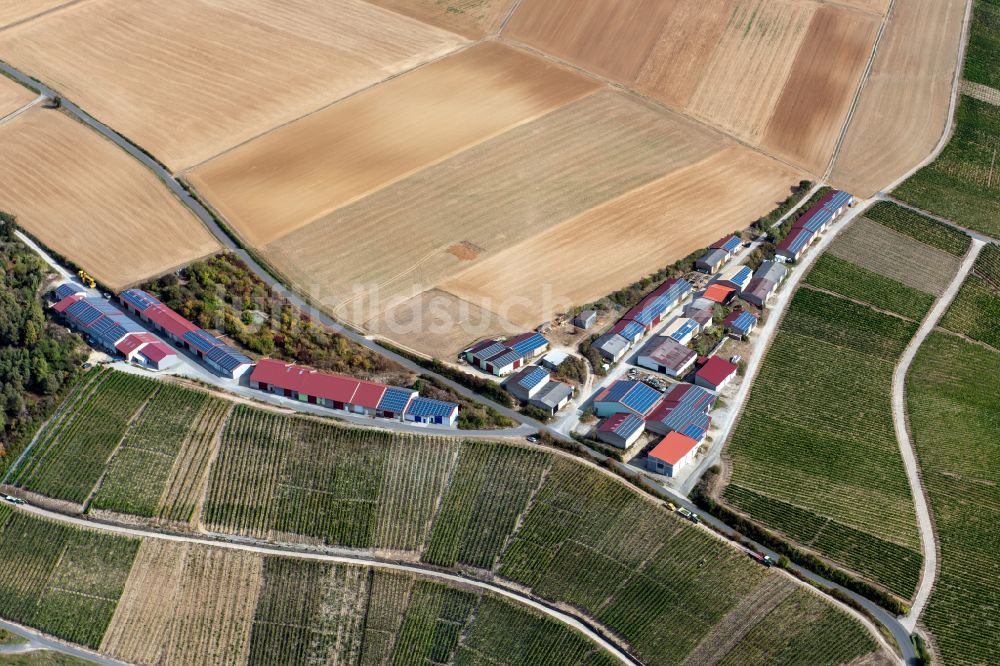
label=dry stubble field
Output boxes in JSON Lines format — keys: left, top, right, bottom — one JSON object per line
{"left": 831, "top": 0, "right": 968, "bottom": 196}
{"left": 0, "top": 72, "right": 34, "bottom": 117}
{"left": 0, "top": 107, "right": 219, "bottom": 288}
{"left": 0, "top": 0, "right": 74, "bottom": 29}
{"left": 187, "top": 42, "right": 599, "bottom": 246}
{"left": 505, "top": 0, "right": 881, "bottom": 174}
{"left": 365, "top": 0, "right": 517, "bottom": 38}
{"left": 0, "top": 0, "right": 465, "bottom": 170}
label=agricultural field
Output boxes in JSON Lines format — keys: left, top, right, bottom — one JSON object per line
{"left": 724, "top": 286, "right": 923, "bottom": 599}
{"left": 803, "top": 255, "right": 935, "bottom": 321}
{"left": 365, "top": 0, "right": 516, "bottom": 38}
{"left": 0, "top": 0, "right": 465, "bottom": 170}
{"left": 862, "top": 201, "right": 972, "bottom": 257}
{"left": 505, "top": 0, "right": 880, "bottom": 173}
{"left": 831, "top": 0, "right": 968, "bottom": 196}
{"left": 893, "top": 95, "right": 1000, "bottom": 237}
{"left": 824, "top": 217, "right": 963, "bottom": 297}
{"left": 264, "top": 90, "right": 737, "bottom": 329}
{"left": 940, "top": 242, "right": 1000, "bottom": 350}
{"left": 906, "top": 332, "right": 1000, "bottom": 666}
{"left": 0, "top": 513, "right": 139, "bottom": 649}
{"left": 0, "top": 0, "right": 72, "bottom": 29}
{"left": 0, "top": 73, "right": 34, "bottom": 117}
{"left": 440, "top": 147, "right": 802, "bottom": 327}
{"left": 187, "top": 42, "right": 599, "bottom": 246}
{"left": 965, "top": 0, "right": 1000, "bottom": 89}
{"left": 0, "top": 107, "right": 219, "bottom": 289}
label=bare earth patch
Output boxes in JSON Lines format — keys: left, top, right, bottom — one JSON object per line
{"left": 0, "top": 107, "right": 219, "bottom": 289}
{"left": 0, "top": 71, "right": 34, "bottom": 116}
{"left": 188, "top": 42, "right": 598, "bottom": 246}
{"left": 831, "top": 0, "right": 968, "bottom": 196}
{"left": 0, "top": 0, "right": 465, "bottom": 170}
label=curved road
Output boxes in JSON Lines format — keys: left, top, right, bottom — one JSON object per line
{"left": 0, "top": 618, "right": 127, "bottom": 666}
{"left": 13, "top": 503, "right": 638, "bottom": 666}
{"left": 892, "top": 239, "right": 984, "bottom": 631}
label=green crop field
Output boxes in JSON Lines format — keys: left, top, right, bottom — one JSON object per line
{"left": 894, "top": 96, "right": 1000, "bottom": 237}
{"left": 863, "top": 201, "right": 972, "bottom": 257}
{"left": 725, "top": 287, "right": 922, "bottom": 599}
{"left": 965, "top": 0, "right": 1000, "bottom": 89}
{"left": 0, "top": 513, "right": 138, "bottom": 648}
{"left": 940, "top": 243, "right": 1000, "bottom": 350}
{"left": 804, "top": 254, "right": 934, "bottom": 321}
{"left": 907, "top": 333, "right": 1000, "bottom": 665}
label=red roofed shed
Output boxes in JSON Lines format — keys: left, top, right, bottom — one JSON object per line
{"left": 647, "top": 432, "right": 699, "bottom": 477}
{"left": 695, "top": 356, "right": 738, "bottom": 392}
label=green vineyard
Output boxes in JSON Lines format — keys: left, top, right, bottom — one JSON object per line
{"left": 804, "top": 254, "right": 934, "bottom": 320}
{"left": 907, "top": 333, "right": 1000, "bottom": 666}
{"left": 863, "top": 201, "right": 972, "bottom": 257}
{"left": 940, "top": 243, "right": 1000, "bottom": 350}
{"left": 725, "top": 284, "right": 923, "bottom": 599}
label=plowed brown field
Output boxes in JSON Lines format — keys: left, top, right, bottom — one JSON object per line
{"left": 0, "top": 0, "right": 73, "bottom": 28}
{"left": 831, "top": 0, "right": 968, "bottom": 196}
{"left": 365, "top": 0, "right": 517, "bottom": 38}
{"left": 0, "top": 72, "right": 33, "bottom": 116}
{"left": 762, "top": 5, "right": 880, "bottom": 172}
{"left": 0, "top": 108, "right": 219, "bottom": 289}
{"left": 0, "top": 0, "right": 464, "bottom": 170}
{"left": 264, "top": 91, "right": 728, "bottom": 327}
{"left": 506, "top": 0, "right": 881, "bottom": 174}
{"left": 188, "top": 42, "right": 599, "bottom": 246}
{"left": 441, "top": 147, "right": 802, "bottom": 327}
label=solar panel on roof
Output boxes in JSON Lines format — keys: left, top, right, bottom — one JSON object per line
{"left": 377, "top": 387, "right": 414, "bottom": 413}
{"left": 68, "top": 301, "right": 108, "bottom": 327}
{"left": 119, "top": 289, "right": 161, "bottom": 312}
{"left": 96, "top": 324, "right": 129, "bottom": 347}
{"left": 517, "top": 366, "right": 549, "bottom": 390}
{"left": 184, "top": 329, "right": 221, "bottom": 354}
{"left": 508, "top": 333, "right": 547, "bottom": 357}
{"left": 206, "top": 345, "right": 251, "bottom": 372}
{"left": 732, "top": 266, "right": 752, "bottom": 283}
{"left": 406, "top": 397, "right": 457, "bottom": 418}
{"left": 823, "top": 191, "right": 853, "bottom": 211}
{"left": 619, "top": 321, "right": 645, "bottom": 341}
{"left": 54, "top": 284, "right": 81, "bottom": 300}
{"left": 733, "top": 312, "right": 757, "bottom": 330}
{"left": 669, "top": 320, "right": 699, "bottom": 342}
{"left": 721, "top": 237, "right": 741, "bottom": 252}
{"left": 490, "top": 350, "right": 522, "bottom": 369}
{"left": 614, "top": 414, "right": 644, "bottom": 438}
{"left": 473, "top": 342, "right": 506, "bottom": 361}
{"left": 621, "top": 382, "right": 661, "bottom": 415}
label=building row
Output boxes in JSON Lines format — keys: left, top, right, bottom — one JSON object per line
{"left": 249, "top": 359, "right": 460, "bottom": 426}
{"left": 592, "top": 277, "right": 693, "bottom": 363}
{"left": 776, "top": 190, "right": 855, "bottom": 263}
{"left": 51, "top": 284, "right": 179, "bottom": 371}
{"left": 119, "top": 289, "right": 253, "bottom": 380}
{"left": 505, "top": 365, "right": 573, "bottom": 415}
{"left": 465, "top": 332, "right": 549, "bottom": 377}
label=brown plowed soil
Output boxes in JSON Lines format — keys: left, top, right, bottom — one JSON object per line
{"left": 830, "top": 0, "right": 968, "bottom": 196}
{"left": 365, "top": 0, "right": 518, "bottom": 38}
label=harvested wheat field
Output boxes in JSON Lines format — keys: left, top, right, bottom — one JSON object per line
{"left": 831, "top": 0, "right": 968, "bottom": 196}
{"left": 266, "top": 91, "right": 728, "bottom": 327}
{"left": 365, "top": 0, "right": 517, "bottom": 38}
{"left": 188, "top": 42, "right": 599, "bottom": 246}
{"left": 0, "top": 71, "right": 34, "bottom": 117}
{"left": 441, "top": 147, "right": 802, "bottom": 327}
{"left": 0, "top": 0, "right": 464, "bottom": 170}
{"left": 0, "top": 0, "right": 74, "bottom": 29}
{"left": 506, "top": 0, "right": 881, "bottom": 174}
{"left": 101, "top": 540, "right": 190, "bottom": 666}
{"left": 368, "top": 289, "right": 521, "bottom": 359}
{"left": 762, "top": 5, "right": 880, "bottom": 172}
{"left": 0, "top": 108, "right": 219, "bottom": 289}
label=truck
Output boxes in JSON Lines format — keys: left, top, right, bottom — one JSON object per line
{"left": 748, "top": 551, "right": 775, "bottom": 568}
{"left": 676, "top": 507, "right": 700, "bottom": 524}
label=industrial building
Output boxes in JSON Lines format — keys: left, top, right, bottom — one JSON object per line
{"left": 777, "top": 190, "right": 854, "bottom": 263}
{"left": 593, "top": 333, "right": 630, "bottom": 363}
{"left": 249, "top": 358, "right": 459, "bottom": 426}
{"left": 703, "top": 283, "right": 737, "bottom": 305}
{"left": 52, "top": 285, "right": 178, "bottom": 371}
{"left": 637, "top": 336, "right": 697, "bottom": 378}
{"left": 711, "top": 235, "right": 742, "bottom": 259}
{"left": 119, "top": 289, "right": 252, "bottom": 380}
{"left": 505, "top": 365, "right": 573, "bottom": 416}
{"left": 595, "top": 278, "right": 693, "bottom": 364}
{"left": 683, "top": 299, "right": 716, "bottom": 328}
{"left": 597, "top": 413, "right": 645, "bottom": 449}
{"left": 647, "top": 432, "right": 700, "bottom": 477}
{"left": 696, "top": 248, "right": 729, "bottom": 274}
{"left": 776, "top": 227, "right": 814, "bottom": 263}
{"left": 742, "top": 261, "right": 788, "bottom": 307}
{"left": 723, "top": 310, "right": 759, "bottom": 339}
{"left": 465, "top": 332, "right": 549, "bottom": 376}
{"left": 645, "top": 383, "right": 715, "bottom": 441}
{"left": 661, "top": 317, "right": 701, "bottom": 346}
{"left": 716, "top": 264, "right": 754, "bottom": 292}
{"left": 695, "top": 356, "right": 739, "bottom": 392}
{"left": 594, "top": 379, "right": 662, "bottom": 418}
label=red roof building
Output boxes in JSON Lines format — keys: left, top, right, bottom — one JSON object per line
{"left": 115, "top": 332, "right": 159, "bottom": 356}
{"left": 144, "top": 304, "right": 199, "bottom": 339}
{"left": 695, "top": 356, "right": 738, "bottom": 392}
{"left": 52, "top": 294, "right": 84, "bottom": 314}
{"left": 703, "top": 283, "right": 736, "bottom": 304}
{"left": 139, "top": 342, "right": 175, "bottom": 365}
{"left": 647, "top": 432, "right": 700, "bottom": 477}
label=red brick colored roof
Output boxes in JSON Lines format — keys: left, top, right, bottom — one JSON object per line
{"left": 649, "top": 432, "right": 699, "bottom": 465}
{"left": 52, "top": 294, "right": 84, "bottom": 314}
{"left": 703, "top": 284, "right": 736, "bottom": 304}
{"left": 696, "top": 356, "right": 738, "bottom": 387}
{"left": 249, "top": 359, "right": 387, "bottom": 409}
{"left": 145, "top": 304, "right": 199, "bottom": 338}
{"left": 115, "top": 332, "right": 159, "bottom": 355}
{"left": 139, "top": 342, "right": 175, "bottom": 364}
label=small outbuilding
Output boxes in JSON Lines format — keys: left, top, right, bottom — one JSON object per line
{"left": 647, "top": 432, "right": 700, "bottom": 477}
{"left": 703, "top": 284, "right": 737, "bottom": 305}
{"left": 695, "top": 356, "right": 739, "bottom": 392}
{"left": 528, "top": 381, "right": 573, "bottom": 415}
{"left": 661, "top": 317, "right": 701, "bottom": 345}
{"left": 593, "top": 333, "right": 630, "bottom": 363}
{"left": 696, "top": 248, "right": 729, "bottom": 274}
{"left": 596, "top": 413, "right": 645, "bottom": 449}
{"left": 723, "top": 310, "right": 759, "bottom": 339}
{"left": 716, "top": 264, "right": 754, "bottom": 292}
{"left": 541, "top": 350, "right": 569, "bottom": 370}
{"left": 506, "top": 365, "right": 552, "bottom": 402}
{"left": 573, "top": 310, "right": 597, "bottom": 329}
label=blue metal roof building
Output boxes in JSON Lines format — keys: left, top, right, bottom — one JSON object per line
{"left": 646, "top": 383, "right": 716, "bottom": 441}
{"left": 724, "top": 310, "right": 759, "bottom": 338}
{"left": 668, "top": 319, "right": 700, "bottom": 344}
{"left": 508, "top": 333, "right": 548, "bottom": 357}
{"left": 595, "top": 379, "right": 662, "bottom": 418}
{"left": 54, "top": 283, "right": 83, "bottom": 301}
{"left": 377, "top": 387, "right": 416, "bottom": 415}
{"left": 404, "top": 397, "right": 459, "bottom": 426}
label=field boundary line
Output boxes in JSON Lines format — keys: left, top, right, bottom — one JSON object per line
{"left": 893, "top": 238, "right": 984, "bottom": 632}
{"left": 880, "top": 196, "right": 999, "bottom": 245}
{"left": 0, "top": 0, "right": 89, "bottom": 34}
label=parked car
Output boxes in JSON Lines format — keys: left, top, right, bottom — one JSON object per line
{"left": 676, "top": 507, "right": 700, "bottom": 524}
{"left": 526, "top": 435, "right": 539, "bottom": 444}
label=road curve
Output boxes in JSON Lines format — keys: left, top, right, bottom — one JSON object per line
{"left": 12, "top": 503, "right": 638, "bottom": 666}
{"left": 892, "top": 239, "right": 984, "bottom": 632}
{"left": 0, "top": 618, "right": 126, "bottom": 666}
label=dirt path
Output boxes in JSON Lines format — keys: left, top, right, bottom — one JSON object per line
{"left": 892, "top": 238, "right": 984, "bottom": 632}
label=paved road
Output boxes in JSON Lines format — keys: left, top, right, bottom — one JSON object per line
{"left": 0, "top": 60, "right": 551, "bottom": 441}
{"left": 12, "top": 503, "right": 638, "bottom": 666}
{"left": 0, "top": 618, "right": 123, "bottom": 665}
{"left": 892, "top": 239, "right": 984, "bottom": 632}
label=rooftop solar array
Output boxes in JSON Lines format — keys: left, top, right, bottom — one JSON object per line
{"left": 601, "top": 380, "right": 661, "bottom": 416}
{"left": 824, "top": 191, "right": 854, "bottom": 211}
{"left": 184, "top": 329, "right": 221, "bottom": 354}
{"left": 797, "top": 208, "right": 833, "bottom": 233}
{"left": 471, "top": 342, "right": 507, "bottom": 362}
{"left": 730, "top": 311, "right": 758, "bottom": 331}
{"left": 612, "top": 414, "right": 644, "bottom": 439}
{"left": 119, "top": 289, "right": 161, "bottom": 313}
{"left": 54, "top": 283, "right": 82, "bottom": 300}
{"left": 669, "top": 319, "right": 699, "bottom": 342}
{"left": 653, "top": 384, "right": 715, "bottom": 437}
{"left": 405, "top": 397, "right": 458, "bottom": 418}
{"left": 508, "top": 333, "right": 547, "bottom": 357}
{"left": 377, "top": 387, "right": 415, "bottom": 413}
{"left": 718, "top": 237, "right": 741, "bottom": 253}
{"left": 491, "top": 350, "right": 523, "bottom": 369}
{"left": 517, "top": 366, "right": 550, "bottom": 390}
{"left": 206, "top": 345, "right": 252, "bottom": 373}
{"left": 728, "top": 266, "right": 753, "bottom": 284}
{"left": 781, "top": 228, "right": 813, "bottom": 255}
{"left": 617, "top": 321, "right": 645, "bottom": 341}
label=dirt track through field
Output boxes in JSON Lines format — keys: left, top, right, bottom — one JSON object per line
{"left": 189, "top": 42, "right": 599, "bottom": 246}
{"left": 0, "top": 107, "right": 219, "bottom": 289}
{"left": 0, "top": 0, "right": 465, "bottom": 170}
{"left": 831, "top": 0, "right": 968, "bottom": 196}
{"left": 440, "top": 146, "right": 802, "bottom": 327}
{"left": 0, "top": 0, "right": 75, "bottom": 29}
{"left": 0, "top": 73, "right": 33, "bottom": 117}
